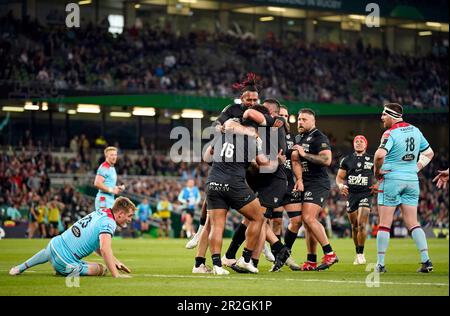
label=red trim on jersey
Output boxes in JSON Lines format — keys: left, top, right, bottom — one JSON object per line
{"left": 101, "top": 161, "right": 111, "bottom": 169}
{"left": 379, "top": 226, "right": 391, "bottom": 232}
{"left": 103, "top": 208, "right": 115, "bottom": 220}
{"left": 388, "top": 121, "right": 410, "bottom": 131}
{"left": 382, "top": 122, "right": 410, "bottom": 139}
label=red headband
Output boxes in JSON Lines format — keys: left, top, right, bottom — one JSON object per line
{"left": 354, "top": 135, "right": 368, "bottom": 148}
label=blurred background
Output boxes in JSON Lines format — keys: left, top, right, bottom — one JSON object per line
{"left": 0, "top": 0, "right": 448, "bottom": 240}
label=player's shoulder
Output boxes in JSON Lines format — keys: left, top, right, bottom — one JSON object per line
{"left": 313, "top": 128, "right": 329, "bottom": 141}
{"left": 99, "top": 161, "right": 111, "bottom": 169}
{"left": 221, "top": 103, "right": 239, "bottom": 113}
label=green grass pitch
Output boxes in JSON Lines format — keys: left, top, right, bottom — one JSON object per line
{"left": 0, "top": 238, "right": 448, "bottom": 296}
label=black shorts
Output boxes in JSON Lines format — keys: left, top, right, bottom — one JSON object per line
{"left": 49, "top": 221, "right": 59, "bottom": 229}
{"left": 206, "top": 181, "right": 256, "bottom": 211}
{"left": 301, "top": 185, "right": 329, "bottom": 208}
{"left": 347, "top": 192, "right": 372, "bottom": 213}
{"left": 280, "top": 181, "right": 303, "bottom": 206}
{"left": 183, "top": 208, "right": 195, "bottom": 218}
{"left": 248, "top": 176, "right": 288, "bottom": 209}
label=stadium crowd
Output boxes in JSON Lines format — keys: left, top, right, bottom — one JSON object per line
{"left": 1, "top": 144, "right": 448, "bottom": 238}
{"left": 0, "top": 12, "right": 448, "bottom": 108}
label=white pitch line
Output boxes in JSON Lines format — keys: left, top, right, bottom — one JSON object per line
{"left": 140, "top": 274, "right": 449, "bottom": 287}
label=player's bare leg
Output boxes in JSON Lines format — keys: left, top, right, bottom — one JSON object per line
{"left": 347, "top": 210, "right": 360, "bottom": 264}
{"left": 86, "top": 262, "right": 108, "bottom": 276}
{"left": 208, "top": 208, "right": 230, "bottom": 275}
{"left": 302, "top": 203, "right": 338, "bottom": 270}
{"left": 232, "top": 199, "right": 265, "bottom": 273}
{"left": 193, "top": 214, "right": 212, "bottom": 274}
{"left": 355, "top": 207, "right": 369, "bottom": 264}
{"left": 284, "top": 203, "right": 302, "bottom": 270}
{"left": 300, "top": 222, "right": 318, "bottom": 270}
{"left": 401, "top": 204, "right": 433, "bottom": 273}
{"left": 186, "top": 200, "right": 207, "bottom": 249}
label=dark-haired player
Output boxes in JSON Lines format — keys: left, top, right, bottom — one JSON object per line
{"left": 204, "top": 105, "right": 282, "bottom": 275}
{"left": 273, "top": 105, "right": 303, "bottom": 271}
{"left": 336, "top": 135, "right": 375, "bottom": 265}
{"left": 291, "top": 108, "right": 338, "bottom": 271}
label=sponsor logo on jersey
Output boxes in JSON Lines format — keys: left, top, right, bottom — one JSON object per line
{"left": 72, "top": 225, "right": 81, "bottom": 238}
{"left": 357, "top": 162, "right": 362, "bottom": 168}
{"left": 208, "top": 182, "right": 230, "bottom": 191}
{"left": 307, "top": 137, "right": 312, "bottom": 142}
{"left": 364, "top": 162, "right": 374, "bottom": 169}
{"left": 348, "top": 174, "right": 369, "bottom": 186}
{"left": 402, "top": 154, "right": 415, "bottom": 161}
{"left": 304, "top": 191, "right": 313, "bottom": 197}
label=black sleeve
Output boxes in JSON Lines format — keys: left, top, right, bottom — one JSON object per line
{"left": 294, "top": 134, "right": 302, "bottom": 145}
{"left": 316, "top": 134, "right": 331, "bottom": 152}
{"left": 339, "top": 156, "right": 349, "bottom": 171}
{"left": 215, "top": 104, "right": 234, "bottom": 125}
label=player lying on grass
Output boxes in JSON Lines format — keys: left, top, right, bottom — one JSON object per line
{"left": 10, "top": 197, "right": 136, "bottom": 278}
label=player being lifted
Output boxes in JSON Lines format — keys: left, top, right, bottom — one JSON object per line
{"left": 10, "top": 197, "right": 136, "bottom": 278}
{"left": 186, "top": 73, "right": 266, "bottom": 250}
{"left": 291, "top": 108, "right": 338, "bottom": 271}
{"left": 374, "top": 103, "right": 434, "bottom": 273}
{"left": 204, "top": 105, "right": 282, "bottom": 275}
{"left": 94, "top": 146, "right": 125, "bottom": 211}
{"left": 336, "top": 135, "right": 376, "bottom": 265}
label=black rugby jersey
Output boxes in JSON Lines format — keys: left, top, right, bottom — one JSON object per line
{"left": 294, "top": 128, "right": 331, "bottom": 189}
{"left": 339, "top": 153, "right": 374, "bottom": 194}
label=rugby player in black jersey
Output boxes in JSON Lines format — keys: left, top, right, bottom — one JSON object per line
{"left": 204, "top": 105, "right": 282, "bottom": 274}
{"left": 221, "top": 99, "right": 292, "bottom": 273}
{"left": 272, "top": 105, "right": 303, "bottom": 271}
{"left": 336, "top": 135, "right": 376, "bottom": 265}
{"left": 291, "top": 108, "right": 338, "bottom": 271}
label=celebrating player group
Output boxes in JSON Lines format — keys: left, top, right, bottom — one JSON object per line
{"left": 187, "top": 74, "right": 436, "bottom": 275}
{"left": 9, "top": 74, "right": 437, "bottom": 278}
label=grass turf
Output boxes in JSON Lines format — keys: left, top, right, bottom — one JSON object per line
{"left": 0, "top": 238, "right": 448, "bottom": 296}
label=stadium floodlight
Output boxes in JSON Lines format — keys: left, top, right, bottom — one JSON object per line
{"left": 68, "top": 109, "right": 77, "bottom": 115}
{"left": 289, "top": 115, "right": 296, "bottom": 124}
{"left": 179, "top": 0, "right": 197, "bottom": 3}
{"left": 171, "top": 114, "right": 181, "bottom": 120}
{"left": 260, "top": 16, "right": 275, "bottom": 22}
{"left": 181, "top": 109, "right": 204, "bottom": 119}
{"left": 134, "top": 4, "right": 141, "bottom": 9}
{"left": 267, "top": 6, "right": 286, "bottom": 13}
{"left": 2, "top": 106, "right": 24, "bottom": 112}
{"left": 77, "top": 104, "right": 101, "bottom": 114}
{"left": 110, "top": 112, "right": 132, "bottom": 118}
{"left": 41, "top": 102, "right": 48, "bottom": 111}
{"left": 349, "top": 15, "right": 366, "bottom": 21}
{"left": 419, "top": 31, "right": 433, "bottom": 36}
{"left": 78, "top": 0, "right": 92, "bottom": 5}
{"left": 132, "top": 107, "right": 156, "bottom": 117}
{"left": 426, "top": 22, "right": 441, "bottom": 28}
{"left": 24, "top": 102, "right": 39, "bottom": 111}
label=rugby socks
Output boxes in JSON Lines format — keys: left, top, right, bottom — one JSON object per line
{"left": 284, "top": 229, "right": 298, "bottom": 250}
{"left": 251, "top": 258, "right": 259, "bottom": 268}
{"left": 322, "top": 244, "right": 333, "bottom": 255}
{"left": 410, "top": 226, "right": 430, "bottom": 263}
{"left": 242, "top": 248, "right": 253, "bottom": 263}
{"left": 225, "top": 223, "right": 247, "bottom": 259}
{"left": 195, "top": 257, "right": 206, "bottom": 268}
{"left": 307, "top": 254, "right": 317, "bottom": 263}
{"left": 212, "top": 254, "right": 222, "bottom": 267}
{"left": 271, "top": 241, "right": 284, "bottom": 256}
{"left": 377, "top": 226, "right": 391, "bottom": 266}
{"left": 356, "top": 246, "right": 364, "bottom": 254}
{"left": 18, "top": 248, "right": 50, "bottom": 273}
{"left": 200, "top": 217, "right": 207, "bottom": 226}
